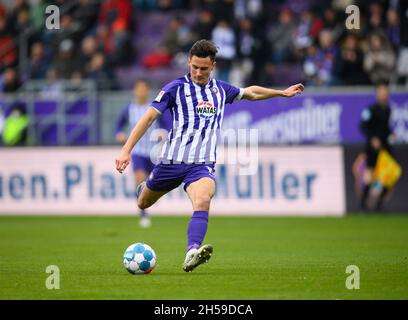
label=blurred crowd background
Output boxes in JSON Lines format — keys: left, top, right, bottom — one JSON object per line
{"left": 0, "top": 0, "right": 408, "bottom": 93}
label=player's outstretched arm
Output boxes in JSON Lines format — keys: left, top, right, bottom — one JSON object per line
{"left": 242, "top": 83, "right": 304, "bottom": 101}
{"left": 115, "top": 107, "right": 160, "bottom": 173}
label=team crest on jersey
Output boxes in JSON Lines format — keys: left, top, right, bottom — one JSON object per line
{"left": 210, "top": 87, "right": 218, "bottom": 94}
{"left": 154, "top": 90, "right": 165, "bottom": 102}
{"left": 195, "top": 101, "right": 217, "bottom": 119}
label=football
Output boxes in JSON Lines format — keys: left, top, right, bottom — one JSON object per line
{"left": 123, "top": 242, "right": 157, "bottom": 274}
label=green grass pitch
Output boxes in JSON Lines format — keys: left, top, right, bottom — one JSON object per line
{"left": 0, "top": 215, "right": 407, "bottom": 299}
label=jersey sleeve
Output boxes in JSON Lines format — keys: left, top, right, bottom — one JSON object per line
{"left": 150, "top": 81, "right": 178, "bottom": 114}
{"left": 219, "top": 81, "right": 244, "bottom": 104}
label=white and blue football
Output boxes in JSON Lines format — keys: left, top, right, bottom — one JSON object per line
{"left": 123, "top": 242, "right": 157, "bottom": 274}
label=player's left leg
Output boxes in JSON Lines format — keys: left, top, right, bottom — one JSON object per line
{"left": 183, "top": 176, "right": 216, "bottom": 272}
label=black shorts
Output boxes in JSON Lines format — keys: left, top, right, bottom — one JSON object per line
{"left": 365, "top": 143, "right": 392, "bottom": 169}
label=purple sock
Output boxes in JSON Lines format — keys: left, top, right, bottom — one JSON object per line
{"left": 187, "top": 211, "right": 208, "bottom": 252}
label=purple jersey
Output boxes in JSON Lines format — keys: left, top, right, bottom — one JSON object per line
{"left": 151, "top": 74, "right": 244, "bottom": 163}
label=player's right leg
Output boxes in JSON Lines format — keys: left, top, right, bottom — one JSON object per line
{"left": 137, "top": 184, "right": 168, "bottom": 209}
{"left": 137, "top": 162, "right": 184, "bottom": 209}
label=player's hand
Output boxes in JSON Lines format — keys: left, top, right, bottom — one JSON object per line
{"left": 115, "top": 150, "right": 131, "bottom": 174}
{"left": 282, "top": 83, "right": 304, "bottom": 97}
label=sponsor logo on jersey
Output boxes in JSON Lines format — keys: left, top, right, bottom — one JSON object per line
{"left": 195, "top": 101, "right": 217, "bottom": 119}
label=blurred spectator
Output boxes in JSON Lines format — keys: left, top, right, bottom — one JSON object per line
{"left": 0, "top": 15, "right": 17, "bottom": 72}
{"left": 71, "top": 70, "right": 84, "bottom": 82}
{"left": 211, "top": 20, "right": 236, "bottom": 82}
{"left": 365, "top": 1, "right": 386, "bottom": 36}
{"left": 396, "top": 0, "right": 408, "bottom": 85}
{"left": 133, "top": 0, "right": 159, "bottom": 11}
{"left": 6, "top": 0, "right": 29, "bottom": 35}
{"left": 29, "top": 0, "right": 47, "bottom": 31}
{"left": 0, "top": 3, "right": 6, "bottom": 20}
{"left": 98, "top": 0, "right": 132, "bottom": 31}
{"left": 86, "top": 52, "right": 117, "bottom": 90}
{"left": 67, "top": 69, "right": 85, "bottom": 92}
{"left": 201, "top": 0, "right": 234, "bottom": 25}
{"left": 53, "top": 39, "right": 76, "bottom": 79}
{"left": 0, "top": 68, "right": 21, "bottom": 93}
{"left": 142, "top": 16, "right": 190, "bottom": 69}
{"left": 335, "top": 33, "right": 368, "bottom": 85}
{"left": 303, "top": 29, "right": 337, "bottom": 86}
{"left": 234, "top": 0, "right": 264, "bottom": 23}
{"left": 363, "top": 32, "right": 396, "bottom": 85}
{"left": 190, "top": 10, "right": 215, "bottom": 42}
{"left": 13, "top": 6, "right": 31, "bottom": 36}
{"left": 233, "top": 17, "right": 266, "bottom": 86}
{"left": 162, "top": 16, "right": 191, "bottom": 55}
{"left": 322, "top": 7, "right": 343, "bottom": 42}
{"left": 303, "top": 43, "right": 320, "bottom": 85}
{"left": 50, "top": 14, "right": 81, "bottom": 52}
{"left": 71, "top": 0, "right": 100, "bottom": 38}
{"left": 386, "top": 8, "right": 400, "bottom": 52}
{"left": 284, "top": 0, "right": 316, "bottom": 15}
{"left": 97, "top": 0, "right": 134, "bottom": 67}
{"left": 108, "top": 17, "right": 135, "bottom": 66}
{"left": 267, "top": 7, "right": 296, "bottom": 64}
{"left": 157, "top": 0, "right": 179, "bottom": 11}
{"left": 40, "top": 68, "right": 62, "bottom": 98}
{"left": 74, "top": 35, "right": 99, "bottom": 72}
{"left": 293, "top": 9, "right": 323, "bottom": 56}
{"left": 1, "top": 102, "right": 29, "bottom": 146}
{"left": 27, "top": 41, "right": 48, "bottom": 79}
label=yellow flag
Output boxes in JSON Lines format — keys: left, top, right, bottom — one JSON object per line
{"left": 373, "top": 149, "right": 402, "bottom": 188}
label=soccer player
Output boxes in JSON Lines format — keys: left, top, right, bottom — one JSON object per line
{"left": 359, "top": 83, "right": 394, "bottom": 211}
{"left": 115, "top": 40, "right": 304, "bottom": 272}
{"left": 115, "top": 79, "right": 170, "bottom": 228}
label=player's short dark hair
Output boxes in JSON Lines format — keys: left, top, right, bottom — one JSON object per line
{"left": 189, "top": 39, "right": 218, "bottom": 62}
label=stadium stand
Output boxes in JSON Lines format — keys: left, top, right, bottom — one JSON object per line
{"left": 0, "top": 0, "right": 407, "bottom": 146}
